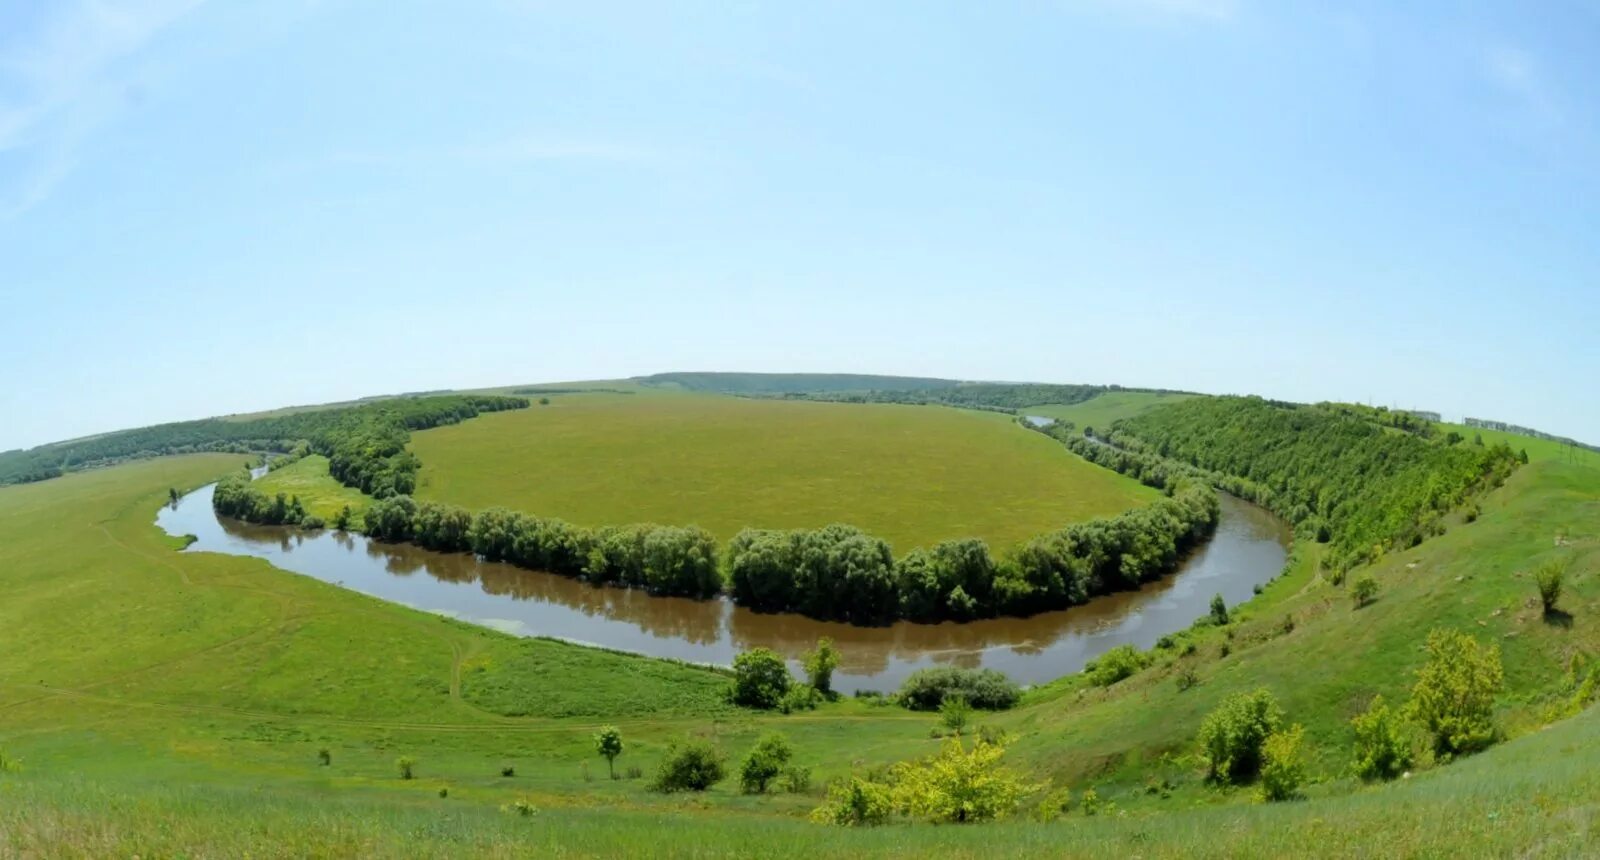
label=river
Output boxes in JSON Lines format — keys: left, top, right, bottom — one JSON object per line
{"left": 156, "top": 483, "right": 1288, "bottom": 693}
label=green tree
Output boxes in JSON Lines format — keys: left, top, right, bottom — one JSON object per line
{"left": 1351, "top": 695, "right": 1412, "bottom": 781}
{"left": 739, "top": 733, "right": 794, "bottom": 794}
{"left": 939, "top": 693, "right": 973, "bottom": 734}
{"left": 593, "top": 725, "right": 623, "bottom": 779}
{"left": 1352, "top": 573, "right": 1379, "bottom": 608}
{"left": 1210, "top": 593, "right": 1230, "bottom": 625}
{"left": 1258, "top": 724, "right": 1306, "bottom": 802}
{"left": 731, "top": 648, "right": 792, "bottom": 710}
{"left": 1198, "top": 688, "right": 1283, "bottom": 784}
{"left": 802, "top": 637, "right": 841, "bottom": 695}
{"left": 891, "top": 737, "right": 1036, "bottom": 824}
{"left": 1409, "top": 629, "right": 1503, "bottom": 758}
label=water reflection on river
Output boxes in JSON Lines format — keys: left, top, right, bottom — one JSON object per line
{"left": 158, "top": 485, "right": 1288, "bottom": 693}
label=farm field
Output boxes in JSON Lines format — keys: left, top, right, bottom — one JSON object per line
{"left": 407, "top": 391, "right": 1161, "bottom": 551}
{"left": 1, "top": 445, "right": 1599, "bottom": 856}
{"left": 1023, "top": 390, "right": 1200, "bottom": 429}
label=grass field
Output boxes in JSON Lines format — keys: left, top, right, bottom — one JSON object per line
{"left": 3, "top": 421, "right": 1599, "bottom": 855}
{"left": 408, "top": 392, "right": 1161, "bottom": 551}
{"left": 1023, "top": 391, "right": 1200, "bottom": 429}
{"left": 254, "top": 454, "right": 373, "bottom": 522}
{"left": 1437, "top": 421, "right": 1600, "bottom": 467}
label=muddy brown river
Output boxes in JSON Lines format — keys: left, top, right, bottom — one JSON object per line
{"left": 157, "top": 482, "right": 1288, "bottom": 693}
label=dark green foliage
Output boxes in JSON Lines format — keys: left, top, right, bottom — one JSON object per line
{"left": 896, "top": 667, "right": 1021, "bottom": 711}
{"left": 1110, "top": 396, "right": 1521, "bottom": 571}
{"left": 731, "top": 648, "right": 792, "bottom": 710}
{"left": 7, "top": 394, "right": 526, "bottom": 489}
{"left": 1198, "top": 689, "right": 1283, "bottom": 785}
{"left": 1210, "top": 593, "right": 1229, "bottom": 625}
{"left": 363, "top": 496, "right": 418, "bottom": 543}
{"left": 651, "top": 740, "right": 726, "bottom": 793}
{"left": 410, "top": 501, "right": 474, "bottom": 552}
{"left": 728, "top": 525, "right": 896, "bottom": 623}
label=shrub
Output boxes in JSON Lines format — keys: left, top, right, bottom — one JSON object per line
{"left": 1198, "top": 688, "right": 1283, "bottom": 784}
{"left": 625, "top": 765, "right": 643, "bottom": 780}
{"left": 940, "top": 693, "right": 973, "bottom": 734}
{"left": 1352, "top": 573, "right": 1378, "bottom": 608}
{"left": 781, "top": 765, "right": 813, "bottom": 794}
{"left": 1410, "top": 628, "right": 1503, "bottom": 758}
{"left": 438, "top": 787, "right": 448, "bottom": 798}
{"left": 1080, "top": 787, "right": 1104, "bottom": 816}
{"left": 593, "top": 725, "right": 623, "bottom": 779}
{"left": 502, "top": 797, "right": 538, "bottom": 817}
{"left": 780, "top": 684, "right": 822, "bottom": 714}
{"left": 1351, "top": 695, "right": 1412, "bottom": 781}
{"left": 1033, "top": 787, "right": 1073, "bottom": 822}
{"left": 1086, "top": 644, "right": 1148, "bottom": 687}
{"left": 1535, "top": 558, "right": 1567, "bottom": 614}
{"left": 396, "top": 756, "right": 416, "bottom": 780}
{"left": 1176, "top": 667, "right": 1199, "bottom": 692}
{"left": 651, "top": 740, "right": 726, "bottom": 793}
{"left": 731, "top": 648, "right": 792, "bottom": 710}
{"left": 317, "top": 748, "right": 331, "bottom": 766}
{"left": 1258, "top": 724, "right": 1306, "bottom": 802}
{"left": 300, "top": 515, "right": 326, "bottom": 530}
{"left": 896, "top": 667, "right": 1021, "bottom": 711}
{"left": 891, "top": 738, "right": 1035, "bottom": 824}
{"left": 739, "top": 733, "right": 794, "bottom": 794}
{"left": 803, "top": 637, "right": 842, "bottom": 695}
{"left": 811, "top": 776, "right": 894, "bottom": 826}
{"left": 1210, "top": 593, "right": 1230, "bottom": 625}
{"left": 500, "top": 765, "right": 515, "bottom": 778}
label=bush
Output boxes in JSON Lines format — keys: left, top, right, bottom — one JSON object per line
{"left": 1352, "top": 573, "right": 1378, "bottom": 608}
{"left": 1210, "top": 593, "right": 1230, "bottom": 625}
{"left": 317, "top": 748, "right": 331, "bottom": 766}
{"left": 731, "top": 648, "right": 792, "bottom": 710}
{"left": 811, "top": 776, "right": 894, "bottom": 826}
{"left": 1198, "top": 688, "right": 1283, "bottom": 784}
{"left": 781, "top": 765, "right": 813, "bottom": 794}
{"left": 1086, "top": 644, "right": 1148, "bottom": 687}
{"left": 1033, "top": 787, "right": 1073, "bottom": 822}
{"left": 892, "top": 738, "right": 1034, "bottom": 824}
{"left": 396, "top": 756, "right": 416, "bottom": 780}
{"left": 940, "top": 693, "right": 973, "bottom": 734}
{"left": 502, "top": 797, "right": 538, "bottom": 817}
{"left": 1410, "top": 628, "right": 1503, "bottom": 759}
{"left": 651, "top": 739, "right": 726, "bottom": 793}
{"left": 300, "top": 515, "right": 326, "bottom": 530}
{"left": 1351, "top": 695, "right": 1412, "bottom": 781}
{"left": 1258, "top": 724, "right": 1306, "bottom": 802}
{"left": 1176, "top": 667, "right": 1199, "bottom": 692}
{"left": 897, "top": 667, "right": 1021, "bottom": 711}
{"left": 803, "top": 638, "right": 841, "bottom": 695}
{"left": 1535, "top": 558, "right": 1567, "bottom": 614}
{"left": 739, "top": 733, "right": 794, "bottom": 794}
{"left": 779, "top": 684, "right": 821, "bottom": 714}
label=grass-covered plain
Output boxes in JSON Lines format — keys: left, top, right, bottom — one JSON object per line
{"left": 2, "top": 434, "right": 1599, "bottom": 855}
{"left": 1023, "top": 390, "right": 1199, "bottom": 429}
{"left": 408, "top": 392, "right": 1161, "bottom": 551}
{"left": 254, "top": 454, "right": 373, "bottom": 522}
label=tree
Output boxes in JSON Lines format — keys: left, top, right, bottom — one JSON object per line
{"left": 1352, "top": 573, "right": 1379, "bottom": 608}
{"left": 1258, "top": 724, "right": 1306, "bottom": 802}
{"left": 802, "top": 638, "right": 841, "bottom": 695}
{"left": 731, "top": 648, "right": 792, "bottom": 710}
{"left": 1535, "top": 557, "right": 1567, "bottom": 614}
{"left": 939, "top": 693, "right": 972, "bottom": 734}
{"left": 890, "top": 737, "right": 1035, "bottom": 823}
{"left": 333, "top": 505, "right": 351, "bottom": 531}
{"left": 651, "top": 740, "right": 725, "bottom": 793}
{"left": 168, "top": 487, "right": 180, "bottom": 505}
{"left": 1210, "top": 593, "right": 1230, "bottom": 625}
{"left": 539, "top": 397, "right": 551, "bottom": 406}
{"left": 739, "top": 733, "right": 793, "bottom": 794}
{"left": 1198, "top": 688, "right": 1283, "bottom": 784}
{"left": 594, "top": 725, "right": 623, "bottom": 780}
{"left": 1410, "top": 628, "right": 1503, "bottom": 758}
{"left": 1351, "top": 695, "right": 1412, "bottom": 781}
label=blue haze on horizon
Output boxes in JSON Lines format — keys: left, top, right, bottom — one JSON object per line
{"left": 1, "top": 0, "right": 1597, "bottom": 451}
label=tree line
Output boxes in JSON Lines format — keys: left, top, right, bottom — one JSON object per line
{"left": 0, "top": 394, "right": 528, "bottom": 488}
{"left": 1100, "top": 396, "right": 1522, "bottom": 571}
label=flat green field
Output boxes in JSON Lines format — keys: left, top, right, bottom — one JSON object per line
{"left": 408, "top": 392, "right": 1161, "bottom": 551}
{"left": 1023, "top": 391, "right": 1199, "bottom": 430}
{"left": 254, "top": 454, "right": 373, "bottom": 522}
{"left": 1437, "top": 421, "right": 1600, "bottom": 467}
{"left": 3, "top": 448, "right": 1599, "bottom": 856}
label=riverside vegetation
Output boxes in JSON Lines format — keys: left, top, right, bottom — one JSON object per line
{"left": 3, "top": 380, "right": 1598, "bottom": 857}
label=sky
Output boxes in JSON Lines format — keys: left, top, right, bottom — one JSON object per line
{"left": 1, "top": 0, "right": 1597, "bottom": 451}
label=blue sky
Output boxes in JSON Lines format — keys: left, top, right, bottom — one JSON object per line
{"left": 2, "top": 0, "right": 1597, "bottom": 451}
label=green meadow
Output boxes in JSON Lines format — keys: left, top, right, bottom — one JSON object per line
{"left": 408, "top": 391, "right": 1160, "bottom": 551}
{"left": 254, "top": 454, "right": 374, "bottom": 522}
{"left": 1023, "top": 390, "right": 1200, "bottom": 429}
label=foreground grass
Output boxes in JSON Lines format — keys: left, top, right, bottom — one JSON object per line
{"left": 408, "top": 391, "right": 1159, "bottom": 551}
{"left": 1022, "top": 391, "right": 1199, "bottom": 429}
{"left": 3, "top": 447, "right": 1599, "bottom": 856}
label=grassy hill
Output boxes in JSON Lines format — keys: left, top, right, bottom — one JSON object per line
{"left": 0, "top": 450, "right": 1597, "bottom": 856}
{"left": 1023, "top": 391, "right": 1200, "bottom": 429}
{"left": 406, "top": 391, "right": 1159, "bottom": 551}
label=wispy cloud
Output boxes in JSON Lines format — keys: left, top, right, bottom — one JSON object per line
{"left": 1080, "top": 0, "right": 1239, "bottom": 22}
{"left": 0, "top": 0, "right": 206, "bottom": 219}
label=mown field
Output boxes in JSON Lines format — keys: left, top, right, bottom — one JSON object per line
{"left": 1, "top": 430, "right": 1597, "bottom": 855}
{"left": 408, "top": 392, "right": 1161, "bottom": 551}
{"left": 1023, "top": 390, "right": 1199, "bottom": 429}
